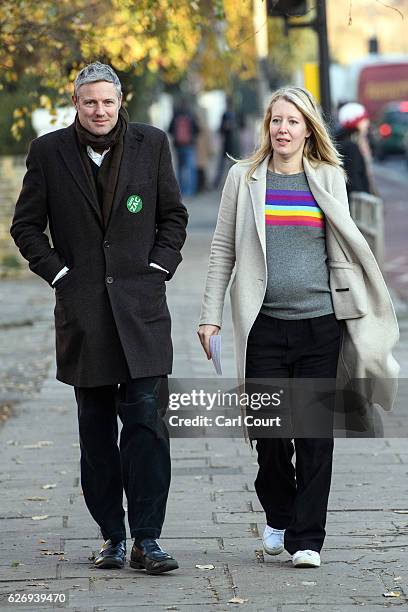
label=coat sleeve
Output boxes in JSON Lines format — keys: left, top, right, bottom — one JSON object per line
{"left": 199, "top": 166, "right": 238, "bottom": 327}
{"left": 10, "top": 140, "right": 66, "bottom": 286}
{"left": 149, "top": 133, "right": 188, "bottom": 279}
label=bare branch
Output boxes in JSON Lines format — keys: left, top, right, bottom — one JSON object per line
{"left": 374, "top": 0, "right": 404, "bottom": 19}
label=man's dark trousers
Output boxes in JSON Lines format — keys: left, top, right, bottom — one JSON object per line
{"left": 75, "top": 376, "right": 170, "bottom": 543}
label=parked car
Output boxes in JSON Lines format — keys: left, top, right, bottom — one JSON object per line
{"left": 371, "top": 101, "right": 408, "bottom": 160}
{"left": 403, "top": 131, "right": 408, "bottom": 166}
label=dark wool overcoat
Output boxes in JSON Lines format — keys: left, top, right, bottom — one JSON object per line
{"left": 11, "top": 123, "right": 188, "bottom": 387}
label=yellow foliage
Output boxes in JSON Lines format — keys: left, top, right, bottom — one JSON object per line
{"left": 39, "top": 95, "right": 52, "bottom": 109}
{"left": 2, "top": 0, "right": 317, "bottom": 139}
{"left": 1, "top": 0, "right": 235, "bottom": 94}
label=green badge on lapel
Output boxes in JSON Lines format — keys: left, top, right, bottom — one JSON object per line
{"left": 126, "top": 194, "right": 143, "bottom": 213}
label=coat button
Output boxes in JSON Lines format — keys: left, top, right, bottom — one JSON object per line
{"left": 106, "top": 276, "right": 114, "bottom": 284}
{"left": 103, "top": 241, "right": 110, "bottom": 248}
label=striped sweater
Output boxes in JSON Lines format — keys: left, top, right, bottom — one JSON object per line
{"left": 261, "top": 170, "right": 333, "bottom": 320}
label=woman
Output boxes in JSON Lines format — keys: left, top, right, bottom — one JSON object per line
{"left": 336, "top": 101, "right": 376, "bottom": 195}
{"left": 198, "top": 87, "right": 399, "bottom": 568}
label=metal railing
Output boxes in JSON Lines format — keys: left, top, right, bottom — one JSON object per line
{"left": 349, "top": 191, "right": 384, "bottom": 269}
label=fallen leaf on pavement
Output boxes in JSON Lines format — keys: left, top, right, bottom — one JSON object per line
{"left": 228, "top": 596, "right": 249, "bottom": 604}
{"left": 195, "top": 564, "right": 215, "bottom": 570}
{"left": 23, "top": 441, "right": 54, "bottom": 449}
{"left": 32, "top": 515, "right": 49, "bottom": 520}
{"left": 26, "top": 496, "right": 47, "bottom": 501}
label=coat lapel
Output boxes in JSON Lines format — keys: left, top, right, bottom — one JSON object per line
{"left": 303, "top": 157, "right": 371, "bottom": 262}
{"left": 58, "top": 125, "right": 102, "bottom": 224}
{"left": 107, "top": 126, "right": 144, "bottom": 226}
{"left": 248, "top": 156, "right": 270, "bottom": 257}
{"left": 303, "top": 158, "right": 348, "bottom": 224}
{"left": 247, "top": 154, "right": 361, "bottom": 263}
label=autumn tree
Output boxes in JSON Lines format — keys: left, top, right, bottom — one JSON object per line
{"left": 1, "top": 1, "right": 207, "bottom": 117}
{"left": 0, "top": 0, "right": 315, "bottom": 142}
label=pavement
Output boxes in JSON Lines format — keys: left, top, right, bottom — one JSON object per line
{"left": 1, "top": 189, "right": 408, "bottom": 611}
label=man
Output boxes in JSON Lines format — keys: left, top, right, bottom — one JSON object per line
{"left": 11, "top": 62, "right": 188, "bottom": 574}
{"left": 168, "top": 97, "right": 199, "bottom": 196}
{"left": 213, "top": 96, "right": 239, "bottom": 189}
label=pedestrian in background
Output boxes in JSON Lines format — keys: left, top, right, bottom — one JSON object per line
{"left": 11, "top": 62, "right": 187, "bottom": 574}
{"left": 238, "top": 113, "right": 256, "bottom": 158}
{"left": 213, "top": 96, "right": 239, "bottom": 189}
{"left": 169, "top": 97, "right": 199, "bottom": 196}
{"left": 198, "top": 86, "right": 398, "bottom": 568}
{"left": 196, "top": 106, "right": 214, "bottom": 192}
{"left": 336, "top": 102, "right": 376, "bottom": 195}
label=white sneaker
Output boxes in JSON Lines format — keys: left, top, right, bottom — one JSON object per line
{"left": 292, "top": 549, "right": 321, "bottom": 568}
{"left": 262, "top": 525, "right": 285, "bottom": 556}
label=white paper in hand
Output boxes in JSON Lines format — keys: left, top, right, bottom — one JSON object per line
{"left": 209, "top": 335, "right": 222, "bottom": 375}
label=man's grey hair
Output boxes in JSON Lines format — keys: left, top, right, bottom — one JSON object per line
{"left": 74, "top": 62, "right": 122, "bottom": 98}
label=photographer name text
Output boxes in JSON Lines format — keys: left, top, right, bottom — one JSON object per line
{"left": 168, "top": 415, "right": 282, "bottom": 428}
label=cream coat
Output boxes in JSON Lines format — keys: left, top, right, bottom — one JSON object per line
{"left": 200, "top": 156, "right": 399, "bottom": 412}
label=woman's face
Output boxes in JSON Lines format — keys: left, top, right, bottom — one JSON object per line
{"left": 269, "top": 98, "right": 311, "bottom": 161}
{"left": 357, "top": 117, "right": 370, "bottom": 136}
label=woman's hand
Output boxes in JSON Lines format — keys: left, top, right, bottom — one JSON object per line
{"left": 197, "top": 324, "right": 221, "bottom": 360}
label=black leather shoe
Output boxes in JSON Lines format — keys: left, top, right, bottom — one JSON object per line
{"left": 94, "top": 539, "right": 126, "bottom": 569}
{"left": 130, "top": 539, "right": 179, "bottom": 574}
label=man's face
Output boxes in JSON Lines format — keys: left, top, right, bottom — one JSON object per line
{"left": 72, "top": 81, "right": 122, "bottom": 136}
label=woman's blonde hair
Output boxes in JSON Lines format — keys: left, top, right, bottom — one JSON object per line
{"left": 241, "top": 86, "right": 342, "bottom": 178}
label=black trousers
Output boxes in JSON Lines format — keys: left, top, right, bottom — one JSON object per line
{"left": 246, "top": 312, "right": 342, "bottom": 554}
{"left": 75, "top": 376, "right": 170, "bottom": 543}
